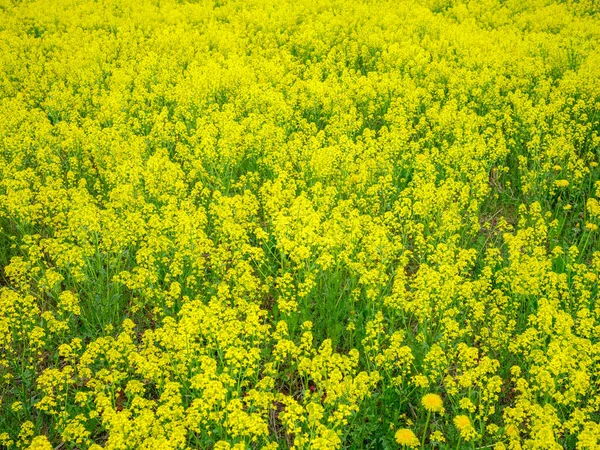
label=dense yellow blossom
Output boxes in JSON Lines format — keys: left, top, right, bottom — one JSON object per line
{"left": 0, "top": 0, "right": 599, "bottom": 448}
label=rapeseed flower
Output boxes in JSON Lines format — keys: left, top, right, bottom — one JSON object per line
{"left": 0, "top": 0, "right": 598, "bottom": 448}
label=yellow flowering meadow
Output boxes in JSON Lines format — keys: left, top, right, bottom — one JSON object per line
{"left": 0, "top": 0, "right": 599, "bottom": 449}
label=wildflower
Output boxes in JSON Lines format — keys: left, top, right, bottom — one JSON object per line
{"left": 421, "top": 394, "right": 444, "bottom": 413}
{"left": 395, "top": 428, "right": 419, "bottom": 447}
{"left": 11, "top": 401, "right": 23, "bottom": 413}
{"left": 506, "top": 424, "right": 519, "bottom": 438}
{"left": 454, "top": 415, "right": 477, "bottom": 441}
{"left": 455, "top": 415, "right": 470, "bottom": 429}
{"left": 430, "top": 430, "right": 446, "bottom": 443}
{"left": 27, "top": 436, "right": 53, "bottom": 450}
{"left": 554, "top": 180, "right": 569, "bottom": 188}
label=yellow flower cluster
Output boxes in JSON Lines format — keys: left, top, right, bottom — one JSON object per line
{"left": 0, "top": 0, "right": 599, "bottom": 448}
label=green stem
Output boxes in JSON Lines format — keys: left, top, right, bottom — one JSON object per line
{"left": 421, "top": 410, "right": 431, "bottom": 449}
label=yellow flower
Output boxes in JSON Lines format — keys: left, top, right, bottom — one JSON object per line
{"left": 11, "top": 401, "right": 23, "bottom": 413}
{"left": 412, "top": 374, "right": 429, "bottom": 388}
{"left": 431, "top": 430, "right": 446, "bottom": 443}
{"left": 454, "top": 415, "right": 471, "bottom": 430}
{"left": 454, "top": 415, "right": 477, "bottom": 441}
{"left": 27, "top": 436, "right": 53, "bottom": 450}
{"left": 506, "top": 424, "right": 519, "bottom": 438}
{"left": 421, "top": 393, "right": 444, "bottom": 413}
{"left": 395, "top": 428, "right": 419, "bottom": 447}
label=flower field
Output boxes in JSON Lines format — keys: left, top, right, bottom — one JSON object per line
{"left": 1, "top": 0, "right": 600, "bottom": 448}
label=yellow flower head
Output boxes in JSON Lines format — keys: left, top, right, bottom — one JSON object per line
{"left": 395, "top": 428, "right": 419, "bottom": 448}
{"left": 27, "top": 436, "right": 53, "bottom": 450}
{"left": 421, "top": 393, "right": 444, "bottom": 413}
{"left": 506, "top": 424, "right": 519, "bottom": 438}
{"left": 454, "top": 414, "right": 477, "bottom": 441}
{"left": 454, "top": 415, "right": 471, "bottom": 430}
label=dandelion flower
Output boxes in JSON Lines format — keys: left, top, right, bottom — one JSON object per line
{"left": 454, "top": 415, "right": 477, "bottom": 441}
{"left": 421, "top": 393, "right": 444, "bottom": 413}
{"left": 454, "top": 415, "right": 471, "bottom": 430}
{"left": 395, "top": 428, "right": 419, "bottom": 448}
